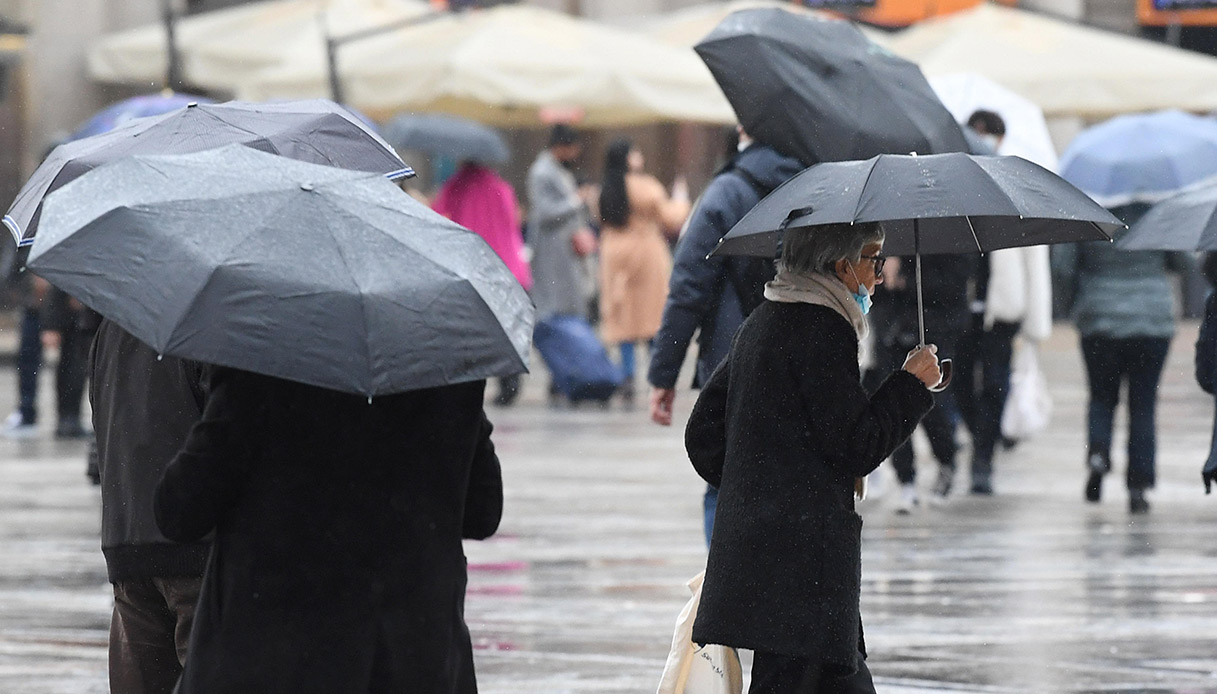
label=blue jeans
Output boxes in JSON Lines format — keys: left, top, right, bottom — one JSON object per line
{"left": 703, "top": 485, "right": 717, "bottom": 547}
{"left": 1080, "top": 336, "right": 1170, "bottom": 490}
{"left": 618, "top": 342, "right": 636, "bottom": 382}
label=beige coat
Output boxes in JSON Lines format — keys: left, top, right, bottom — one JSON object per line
{"left": 599, "top": 173, "right": 689, "bottom": 343}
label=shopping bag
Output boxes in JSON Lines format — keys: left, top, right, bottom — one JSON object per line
{"left": 656, "top": 572, "right": 743, "bottom": 694}
{"left": 1000, "top": 341, "right": 1052, "bottom": 441}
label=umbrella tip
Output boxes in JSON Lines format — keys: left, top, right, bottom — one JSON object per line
{"left": 368, "top": 396, "right": 373, "bottom": 405}
{"left": 157, "top": 354, "right": 164, "bottom": 361}
{"left": 300, "top": 183, "right": 316, "bottom": 192}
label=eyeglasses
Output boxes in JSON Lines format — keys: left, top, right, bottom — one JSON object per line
{"left": 859, "top": 254, "right": 886, "bottom": 278}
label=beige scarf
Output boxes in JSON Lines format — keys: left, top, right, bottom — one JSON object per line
{"left": 763, "top": 266, "right": 871, "bottom": 501}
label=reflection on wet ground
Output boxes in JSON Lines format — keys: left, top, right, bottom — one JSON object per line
{"left": 4, "top": 324, "right": 1217, "bottom": 692}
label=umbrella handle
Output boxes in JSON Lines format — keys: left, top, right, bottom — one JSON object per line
{"left": 929, "top": 358, "right": 953, "bottom": 393}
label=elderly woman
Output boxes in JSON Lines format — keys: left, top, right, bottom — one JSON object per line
{"left": 685, "top": 222, "right": 940, "bottom": 693}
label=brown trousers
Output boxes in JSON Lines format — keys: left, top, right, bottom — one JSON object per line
{"left": 109, "top": 576, "right": 202, "bottom": 694}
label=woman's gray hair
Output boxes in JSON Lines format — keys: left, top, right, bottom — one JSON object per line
{"left": 780, "top": 222, "right": 884, "bottom": 275}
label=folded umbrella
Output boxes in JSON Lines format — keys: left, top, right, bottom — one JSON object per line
{"left": 28, "top": 145, "right": 532, "bottom": 397}
{"left": 6, "top": 98, "right": 413, "bottom": 247}
{"left": 712, "top": 152, "right": 1122, "bottom": 387}
{"left": 694, "top": 8, "right": 968, "bottom": 166}
{"left": 384, "top": 114, "right": 510, "bottom": 165}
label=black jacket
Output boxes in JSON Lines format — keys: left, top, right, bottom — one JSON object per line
{"left": 89, "top": 319, "right": 210, "bottom": 582}
{"left": 686, "top": 302, "right": 933, "bottom": 666}
{"left": 870, "top": 254, "right": 977, "bottom": 353}
{"left": 648, "top": 144, "right": 804, "bottom": 390}
{"left": 154, "top": 368, "right": 502, "bottom": 694}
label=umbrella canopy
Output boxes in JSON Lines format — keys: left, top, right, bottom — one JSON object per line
{"left": 240, "top": 4, "right": 736, "bottom": 127}
{"left": 1117, "top": 183, "right": 1217, "bottom": 252}
{"left": 884, "top": 3, "right": 1217, "bottom": 118}
{"left": 637, "top": 0, "right": 887, "bottom": 47}
{"left": 28, "top": 145, "right": 533, "bottom": 397}
{"left": 927, "top": 73, "right": 1058, "bottom": 172}
{"left": 5, "top": 98, "right": 411, "bottom": 248}
{"left": 714, "top": 152, "right": 1120, "bottom": 258}
{"left": 384, "top": 114, "right": 509, "bottom": 165}
{"left": 1058, "top": 110, "right": 1217, "bottom": 209}
{"left": 693, "top": 8, "right": 967, "bottom": 166}
{"left": 87, "top": 0, "right": 429, "bottom": 93}
{"left": 70, "top": 91, "right": 214, "bottom": 140}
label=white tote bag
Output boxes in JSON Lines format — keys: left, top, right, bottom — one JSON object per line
{"left": 1000, "top": 341, "right": 1053, "bottom": 441}
{"left": 656, "top": 572, "right": 743, "bottom": 694}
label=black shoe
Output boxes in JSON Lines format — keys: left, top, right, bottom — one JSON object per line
{"left": 1085, "top": 472, "right": 1103, "bottom": 502}
{"left": 1129, "top": 488, "right": 1150, "bottom": 514}
{"left": 55, "top": 420, "right": 91, "bottom": 440}
{"left": 970, "top": 479, "right": 994, "bottom": 496}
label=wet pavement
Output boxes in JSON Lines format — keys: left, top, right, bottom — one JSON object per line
{"left": 3, "top": 323, "right": 1217, "bottom": 693}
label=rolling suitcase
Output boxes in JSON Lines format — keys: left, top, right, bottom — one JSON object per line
{"left": 533, "top": 315, "right": 623, "bottom": 402}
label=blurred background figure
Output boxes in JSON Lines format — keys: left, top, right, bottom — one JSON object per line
{"left": 865, "top": 253, "right": 976, "bottom": 512}
{"left": 433, "top": 159, "right": 532, "bottom": 407}
{"left": 954, "top": 109, "right": 1053, "bottom": 496}
{"left": 597, "top": 138, "right": 689, "bottom": 405}
{"left": 1053, "top": 204, "right": 1191, "bottom": 514}
{"left": 1196, "top": 252, "right": 1217, "bottom": 493}
{"left": 527, "top": 124, "right": 598, "bottom": 400}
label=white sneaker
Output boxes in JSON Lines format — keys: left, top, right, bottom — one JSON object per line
{"left": 895, "top": 483, "right": 918, "bottom": 515}
{"left": 1, "top": 411, "right": 38, "bottom": 440}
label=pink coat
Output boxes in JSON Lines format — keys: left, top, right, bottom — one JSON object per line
{"left": 432, "top": 164, "right": 533, "bottom": 290}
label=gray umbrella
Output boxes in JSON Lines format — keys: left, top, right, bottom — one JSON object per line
{"left": 1117, "top": 182, "right": 1217, "bottom": 251}
{"left": 6, "top": 98, "right": 413, "bottom": 248}
{"left": 28, "top": 145, "right": 532, "bottom": 397}
{"left": 384, "top": 114, "right": 510, "bottom": 165}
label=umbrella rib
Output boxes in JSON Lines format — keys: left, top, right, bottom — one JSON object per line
{"left": 854, "top": 157, "right": 882, "bottom": 223}
{"left": 965, "top": 215, "right": 983, "bottom": 252}
{"left": 316, "top": 196, "right": 375, "bottom": 394}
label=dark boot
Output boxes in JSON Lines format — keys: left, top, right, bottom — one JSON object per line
{"left": 1085, "top": 451, "right": 1110, "bottom": 503}
{"left": 1129, "top": 487, "right": 1150, "bottom": 514}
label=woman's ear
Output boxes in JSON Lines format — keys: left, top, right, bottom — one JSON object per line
{"left": 835, "top": 258, "right": 858, "bottom": 292}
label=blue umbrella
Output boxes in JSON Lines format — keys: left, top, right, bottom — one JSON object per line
{"left": 1059, "top": 110, "right": 1217, "bottom": 208}
{"left": 383, "top": 114, "right": 509, "bottom": 165}
{"left": 69, "top": 91, "right": 214, "bottom": 140}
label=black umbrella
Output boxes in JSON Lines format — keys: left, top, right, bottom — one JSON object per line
{"left": 28, "top": 145, "right": 533, "bottom": 397}
{"left": 6, "top": 99, "right": 413, "bottom": 248}
{"left": 1116, "top": 183, "right": 1217, "bottom": 251}
{"left": 694, "top": 8, "right": 968, "bottom": 166}
{"left": 384, "top": 114, "right": 510, "bottom": 165}
{"left": 712, "top": 152, "right": 1122, "bottom": 387}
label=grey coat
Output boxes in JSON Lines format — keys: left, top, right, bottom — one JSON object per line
{"left": 527, "top": 150, "right": 590, "bottom": 320}
{"left": 1054, "top": 233, "right": 1191, "bottom": 340}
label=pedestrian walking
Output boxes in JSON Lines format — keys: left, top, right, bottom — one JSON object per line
{"left": 1054, "top": 204, "right": 1192, "bottom": 513}
{"left": 433, "top": 160, "right": 532, "bottom": 406}
{"left": 1195, "top": 252, "right": 1217, "bottom": 493}
{"left": 89, "top": 319, "right": 210, "bottom": 694}
{"left": 685, "top": 223, "right": 939, "bottom": 694}
{"left": 865, "top": 253, "right": 975, "bottom": 509}
{"left": 646, "top": 128, "right": 803, "bottom": 543}
{"left": 527, "top": 124, "right": 596, "bottom": 324}
{"left": 597, "top": 138, "right": 689, "bottom": 404}
{"left": 154, "top": 369, "right": 503, "bottom": 693}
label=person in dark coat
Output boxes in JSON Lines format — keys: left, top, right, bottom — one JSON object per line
{"left": 647, "top": 129, "right": 804, "bottom": 543}
{"left": 90, "top": 319, "right": 210, "bottom": 694}
{"left": 685, "top": 223, "right": 939, "bottom": 693}
{"left": 1197, "top": 252, "right": 1217, "bottom": 493}
{"left": 154, "top": 368, "right": 503, "bottom": 694}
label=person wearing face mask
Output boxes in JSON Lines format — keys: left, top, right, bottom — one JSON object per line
{"left": 685, "top": 223, "right": 940, "bottom": 694}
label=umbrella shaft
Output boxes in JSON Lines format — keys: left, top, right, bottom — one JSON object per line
{"left": 915, "top": 222, "right": 925, "bottom": 348}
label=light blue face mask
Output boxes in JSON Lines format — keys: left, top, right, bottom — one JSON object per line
{"left": 848, "top": 264, "right": 872, "bottom": 315}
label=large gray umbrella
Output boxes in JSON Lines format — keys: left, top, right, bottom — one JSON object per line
{"left": 1117, "top": 182, "right": 1217, "bottom": 251}
{"left": 28, "top": 145, "right": 532, "bottom": 397}
{"left": 6, "top": 98, "right": 413, "bottom": 248}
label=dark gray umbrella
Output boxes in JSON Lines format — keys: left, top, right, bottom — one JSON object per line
{"left": 712, "top": 152, "right": 1122, "bottom": 388}
{"left": 1117, "top": 183, "right": 1217, "bottom": 251}
{"left": 6, "top": 98, "right": 413, "bottom": 248}
{"left": 694, "top": 8, "right": 968, "bottom": 166}
{"left": 28, "top": 145, "right": 532, "bottom": 397}
{"left": 384, "top": 114, "right": 510, "bottom": 165}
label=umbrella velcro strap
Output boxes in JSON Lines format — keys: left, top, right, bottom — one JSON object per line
{"left": 779, "top": 206, "right": 815, "bottom": 230}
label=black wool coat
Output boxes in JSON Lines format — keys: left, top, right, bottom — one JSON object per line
{"left": 685, "top": 302, "right": 933, "bottom": 667}
{"left": 154, "top": 368, "right": 503, "bottom": 694}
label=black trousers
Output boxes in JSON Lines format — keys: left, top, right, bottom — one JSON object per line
{"left": 749, "top": 651, "right": 875, "bottom": 694}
